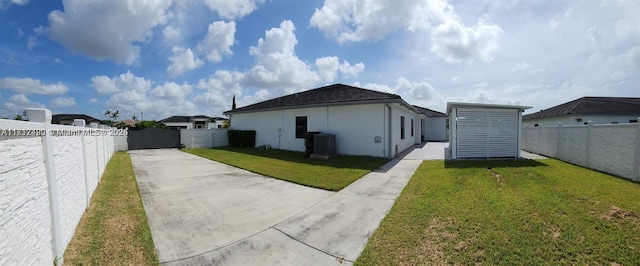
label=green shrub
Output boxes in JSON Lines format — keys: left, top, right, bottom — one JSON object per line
{"left": 304, "top": 131, "right": 321, "bottom": 156}
{"left": 238, "top": 130, "right": 256, "bottom": 147}
{"left": 228, "top": 130, "right": 240, "bottom": 147}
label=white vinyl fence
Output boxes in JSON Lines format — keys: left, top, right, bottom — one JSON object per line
{"left": 522, "top": 121, "right": 640, "bottom": 182}
{"left": 180, "top": 128, "right": 229, "bottom": 148}
{"left": 0, "top": 108, "right": 116, "bottom": 265}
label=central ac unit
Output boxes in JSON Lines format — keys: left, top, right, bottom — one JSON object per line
{"left": 314, "top": 133, "right": 336, "bottom": 156}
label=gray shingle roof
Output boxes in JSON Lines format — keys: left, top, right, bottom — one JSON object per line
{"left": 224, "top": 83, "right": 402, "bottom": 114}
{"left": 52, "top": 114, "right": 102, "bottom": 124}
{"left": 413, "top": 105, "right": 447, "bottom": 117}
{"left": 159, "top": 115, "right": 229, "bottom": 123}
{"left": 523, "top": 97, "right": 640, "bottom": 120}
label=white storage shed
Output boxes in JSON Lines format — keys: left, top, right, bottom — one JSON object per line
{"left": 447, "top": 102, "right": 532, "bottom": 159}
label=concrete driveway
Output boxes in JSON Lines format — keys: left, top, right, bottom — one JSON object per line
{"left": 130, "top": 149, "right": 420, "bottom": 265}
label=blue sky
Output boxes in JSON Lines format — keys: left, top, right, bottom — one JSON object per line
{"left": 1, "top": 0, "right": 638, "bottom": 121}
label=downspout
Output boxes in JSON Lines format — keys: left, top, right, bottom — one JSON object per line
{"left": 386, "top": 103, "right": 393, "bottom": 158}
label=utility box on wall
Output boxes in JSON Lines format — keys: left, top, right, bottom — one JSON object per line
{"left": 312, "top": 133, "right": 336, "bottom": 159}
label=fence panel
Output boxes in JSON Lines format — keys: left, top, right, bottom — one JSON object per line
{"left": 522, "top": 121, "right": 640, "bottom": 182}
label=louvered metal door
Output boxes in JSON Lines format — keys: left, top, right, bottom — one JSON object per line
{"left": 455, "top": 109, "right": 518, "bottom": 158}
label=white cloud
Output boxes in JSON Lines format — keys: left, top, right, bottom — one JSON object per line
{"left": 98, "top": 72, "right": 197, "bottom": 120}
{"left": 194, "top": 70, "right": 244, "bottom": 112}
{"left": 430, "top": 20, "right": 503, "bottom": 63}
{"left": 150, "top": 82, "right": 192, "bottom": 101}
{"left": 587, "top": 27, "right": 602, "bottom": 44}
{"left": 27, "top": 36, "right": 38, "bottom": 49}
{"left": 49, "top": 96, "right": 76, "bottom": 108}
{"left": 1, "top": 0, "right": 29, "bottom": 8}
{"left": 47, "top": 0, "right": 172, "bottom": 64}
{"left": 244, "top": 20, "right": 321, "bottom": 89}
{"left": 311, "top": 0, "right": 503, "bottom": 63}
{"left": 88, "top": 98, "right": 99, "bottom": 103}
{"left": 163, "top": 26, "right": 181, "bottom": 41}
{"left": 197, "top": 21, "right": 235, "bottom": 63}
{"left": 91, "top": 71, "right": 152, "bottom": 94}
{"left": 0, "top": 77, "right": 69, "bottom": 95}
{"left": 355, "top": 77, "right": 445, "bottom": 111}
{"left": 167, "top": 46, "right": 204, "bottom": 77}
{"left": 203, "top": 0, "right": 265, "bottom": 20}
{"left": 5, "top": 94, "right": 43, "bottom": 112}
{"left": 513, "top": 62, "right": 530, "bottom": 72}
{"left": 315, "top": 56, "right": 365, "bottom": 82}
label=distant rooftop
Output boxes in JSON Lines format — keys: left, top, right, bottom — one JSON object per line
{"left": 523, "top": 97, "right": 640, "bottom": 120}
{"left": 160, "top": 115, "right": 228, "bottom": 123}
{"left": 52, "top": 114, "right": 102, "bottom": 124}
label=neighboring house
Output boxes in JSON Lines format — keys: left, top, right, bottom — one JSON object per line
{"left": 447, "top": 102, "right": 531, "bottom": 159}
{"left": 121, "top": 119, "right": 136, "bottom": 127}
{"left": 523, "top": 97, "right": 640, "bottom": 126}
{"left": 160, "top": 115, "right": 229, "bottom": 129}
{"left": 223, "top": 83, "right": 444, "bottom": 158}
{"left": 52, "top": 114, "right": 102, "bottom": 125}
{"left": 413, "top": 105, "right": 447, "bottom": 141}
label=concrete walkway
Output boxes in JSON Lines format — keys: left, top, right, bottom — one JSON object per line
{"left": 130, "top": 149, "right": 421, "bottom": 266}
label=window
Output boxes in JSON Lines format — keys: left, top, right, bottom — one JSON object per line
{"left": 534, "top": 123, "right": 539, "bottom": 127}
{"left": 400, "top": 116, "right": 405, "bottom": 139}
{"left": 411, "top": 118, "right": 414, "bottom": 137}
{"left": 295, "top": 116, "right": 307, "bottom": 138}
{"left": 611, "top": 122, "right": 618, "bottom": 124}
{"left": 630, "top": 120, "right": 638, "bottom": 123}
{"left": 217, "top": 125, "right": 222, "bottom": 128}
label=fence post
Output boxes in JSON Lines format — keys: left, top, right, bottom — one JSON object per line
{"left": 585, "top": 121, "right": 593, "bottom": 168}
{"left": 537, "top": 123, "right": 542, "bottom": 154}
{"left": 26, "top": 108, "right": 64, "bottom": 265}
{"left": 633, "top": 117, "right": 640, "bottom": 182}
{"left": 90, "top": 123, "right": 100, "bottom": 177}
{"left": 73, "top": 119, "right": 91, "bottom": 209}
{"left": 556, "top": 123, "right": 562, "bottom": 158}
{"left": 209, "top": 129, "right": 213, "bottom": 148}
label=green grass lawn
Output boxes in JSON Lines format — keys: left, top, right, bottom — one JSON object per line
{"left": 64, "top": 152, "right": 158, "bottom": 265}
{"left": 184, "top": 147, "right": 389, "bottom": 191}
{"left": 357, "top": 159, "right": 640, "bottom": 265}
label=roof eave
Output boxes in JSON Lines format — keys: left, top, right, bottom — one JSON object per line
{"left": 224, "top": 98, "right": 413, "bottom": 115}
{"left": 446, "top": 102, "right": 533, "bottom": 115}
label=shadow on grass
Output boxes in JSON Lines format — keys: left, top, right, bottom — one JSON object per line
{"left": 199, "top": 146, "right": 389, "bottom": 171}
{"left": 444, "top": 158, "right": 548, "bottom": 169}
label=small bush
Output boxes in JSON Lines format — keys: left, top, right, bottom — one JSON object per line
{"left": 228, "top": 130, "right": 240, "bottom": 147}
{"left": 238, "top": 130, "right": 256, "bottom": 147}
{"left": 304, "top": 131, "right": 321, "bottom": 156}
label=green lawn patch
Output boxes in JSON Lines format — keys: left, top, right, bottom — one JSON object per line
{"left": 184, "top": 147, "right": 388, "bottom": 191}
{"left": 64, "top": 152, "right": 158, "bottom": 265}
{"left": 357, "top": 159, "right": 640, "bottom": 265}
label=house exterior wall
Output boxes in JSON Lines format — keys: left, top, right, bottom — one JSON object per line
{"left": 523, "top": 114, "right": 639, "bottom": 127}
{"left": 425, "top": 117, "right": 447, "bottom": 141}
{"left": 390, "top": 104, "right": 418, "bottom": 156}
{"left": 230, "top": 103, "right": 417, "bottom": 157}
{"left": 208, "top": 119, "right": 228, "bottom": 129}
{"left": 164, "top": 122, "right": 193, "bottom": 129}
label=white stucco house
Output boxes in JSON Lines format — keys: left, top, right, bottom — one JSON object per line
{"left": 523, "top": 97, "right": 640, "bottom": 126}
{"left": 448, "top": 102, "right": 531, "bottom": 159}
{"left": 413, "top": 105, "right": 447, "bottom": 142}
{"left": 223, "top": 84, "right": 445, "bottom": 158}
{"left": 160, "top": 115, "right": 229, "bottom": 129}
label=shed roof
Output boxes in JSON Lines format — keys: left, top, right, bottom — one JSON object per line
{"left": 223, "top": 83, "right": 414, "bottom": 114}
{"left": 522, "top": 97, "right": 640, "bottom": 120}
{"left": 447, "top": 102, "right": 532, "bottom": 115}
